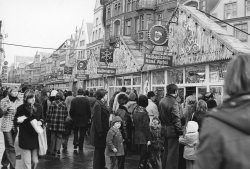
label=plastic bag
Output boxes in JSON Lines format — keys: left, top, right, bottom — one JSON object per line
{"left": 30, "top": 119, "right": 44, "bottom": 134}
{"left": 38, "top": 128, "right": 47, "bottom": 156}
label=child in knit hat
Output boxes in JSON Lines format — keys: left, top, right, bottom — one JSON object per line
{"left": 179, "top": 121, "right": 199, "bottom": 169}
{"left": 106, "top": 116, "right": 125, "bottom": 169}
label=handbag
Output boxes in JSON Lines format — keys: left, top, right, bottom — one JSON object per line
{"left": 30, "top": 119, "right": 44, "bottom": 134}
{"left": 38, "top": 127, "right": 47, "bottom": 156}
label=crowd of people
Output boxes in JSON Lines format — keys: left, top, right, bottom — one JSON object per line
{"left": 0, "top": 54, "right": 250, "bottom": 169}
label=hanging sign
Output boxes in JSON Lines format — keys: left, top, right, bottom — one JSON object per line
{"left": 75, "top": 74, "right": 89, "bottom": 80}
{"left": 77, "top": 60, "right": 88, "bottom": 70}
{"left": 97, "top": 67, "right": 116, "bottom": 75}
{"left": 144, "top": 53, "right": 173, "bottom": 66}
{"left": 64, "top": 66, "right": 73, "bottom": 75}
{"left": 57, "top": 70, "right": 64, "bottom": 80}
{"left": 100, "top": 48, "right": 114, "bottom": 63}
{"left": 148, "top": 25, "right": 168, "bottom": 46}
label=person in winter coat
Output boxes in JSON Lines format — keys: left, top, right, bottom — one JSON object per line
{"left": 126, "top": 92, "right": 138, "bottom": 116}
{"left": 132, "top": 95, "right": 151, "bottom": 163}
{"left": 195, "top": 54, "right": 250, "bottom": 169}
{"left": 115, "top": 93, "right": 132, "bottom": 168}
{"left": 70, "top": 89, "right": 91, "bottom": 151}
{"left": 159, "top": 84, "right": 183, "bottom": 169}
{"left": 192, "top": 100, "right": 208, "bottom": 130}
{"left": 179, "top": 121, "right": 199, "bottom": 169}
{"left": 46, "top": 92, "right": 68, "bottom": 157}
{"left": 112, "top": 87, "right": 128, "bottom": 113}
{"left": 106, "top": 116, "right": 125, "bottom": 169}
{"left": 14, "top": 89, "right": 43, "bottom": 169}
{"left": 0, "top": 86, "right": 23, "bottom": 169}
{"left": 150, "top": 117, "right": 164, "bottom": 169}
{"left": 90, "top": 89, "right": 110, "bottom": 169}
{"left": 146, "top": 91, "right": 159, "bottom": 125}
{"left": 204, "top": 92, "right": 217, "bottom": 110}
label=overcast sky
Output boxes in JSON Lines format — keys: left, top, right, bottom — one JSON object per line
{"left": 0, "top": 0, "right": 96, "bottom": 65}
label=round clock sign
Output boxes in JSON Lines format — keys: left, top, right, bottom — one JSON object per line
{"left": 148, "top": 25, "right": 168, "bottom": 46}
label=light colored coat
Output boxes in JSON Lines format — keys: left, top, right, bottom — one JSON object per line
{"left": 179, "top": 132, "right": 199, "bottom": 160}
{"left": 146, "top": 99, "right": 159, "bottom": 124}
{"left": 1, "top": 96, "right": 22, "bottom": 132}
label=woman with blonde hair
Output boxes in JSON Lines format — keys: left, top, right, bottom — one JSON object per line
{"left": 195, "top": 54, "right": 250, "bottom": 169}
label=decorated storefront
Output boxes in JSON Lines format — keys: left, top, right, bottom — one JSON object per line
{"left": 84, "top": 5, "right": 250, "bottom": 105}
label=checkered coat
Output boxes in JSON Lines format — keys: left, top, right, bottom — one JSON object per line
{"left": 1, "top": 96, "right": 23, "bottom": 132}
{"left": 46, "top": 100, "right": 68, "bottom": 132}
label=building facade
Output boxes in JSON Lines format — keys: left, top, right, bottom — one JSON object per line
{"left": 210, "top": 0, "right": 250, "bottom": 46}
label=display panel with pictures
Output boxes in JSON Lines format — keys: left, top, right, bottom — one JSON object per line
{"left": 209, "top": 62, "right": 227, "bottom": 83}
{"left": 152, "top": 71, "right": 165, "bottom": 85}
{"left": 198, "top": 87, "right": 207, "bottom": 100}
{"left": 133, "top": 75, "right": 141, "bottom": 85}
{"left": 124, "top": 76, "right": 132, "bottom": 86}
{"left": 185, "top": 65, "right": 206, "bottom": 83}
{"left": 168, "top": 68, "right": 184, "bottom": 84}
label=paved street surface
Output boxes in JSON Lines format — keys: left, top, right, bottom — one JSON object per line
{"left": 0, "top": 119, "right": 139, "bottom": 169}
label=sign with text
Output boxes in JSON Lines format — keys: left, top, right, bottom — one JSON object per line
{"left": 100, "top": 48, "right": 114, "bottom": 63}
{"left": 75, "top": 74, "right": 89, "bottom": 80}
{"left": 57, "top": 70, "right": 64, "bottom": 80}
{"left": 144, "top": 53, "right": 173, "bottom": 66}
{"left": 64, "top": 66, "right": 73, "bottom": 75}
{"left": 77, "top": 60, "right": 88, "bottom": 70}
{"left": 97, "top": 67, "right": 116, "bottom": 75}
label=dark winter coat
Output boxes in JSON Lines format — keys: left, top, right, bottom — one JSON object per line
{"left": 90, "top": 100, "right": 110, "bottom": 148}
{"left": 115, "top": 105, "right": 132, "bottom": 142}
{"left": 46, "top": 100, "right": 68, "bottom": 132}
{"left": 14, "top": 103, "right": 43, "bottom": 150}
{"left": 195, "top": 94, "right": 250, "bottom": 169}
{"left": 88, "top": 96, "right": 97, "bottom": 118}
{"left": 159, "top": 95, "right": 183, "bottom": 138}
{"left": 70, "top": 96, "right": 91, "bottom": 127}
{"left": 106, "top": 127, "right": 124, "bottom": 157}
{"left": 132, "top": 106, "right": 150, "bottom": 144}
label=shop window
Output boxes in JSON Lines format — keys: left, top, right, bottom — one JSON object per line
{"left": 246, "top": 0, "right": 250, "bottom": 16}
{"left": 209, "top": 62, "right": 227, "bottom": 83}
{"left": 185, "top": 66, "right": 206, "bottom": 83}
{"left": 116, "top": 77, "right": 123, "bottom": 86}
{"left": 152, "top": 87, "right": 164, "bottom": 105}
{"left": 98, "top": 78, "right": 104, "bottom": 87}
{"left": 210, "top": 86, "right": 223, "bottom": 105}
{"left": 224, "top": 2, "right": 237, "bottom": 19}
{"left": 94, "top": 79, "right": 98, "bottom": 86}
{"left": 133, "top": 87, "right": 141, "bottom": 95}
{"left": 108, "top": 77, "right": 115, "bottom": 86}
{"left": 135, "top": 17, "right": 139, "bottom": 33}
{"left": 109, "top": 87, "right": 115, "bottom": 101}
{"left": 124, "top": 76, "right": 132, "bottom": 85}
{"left": 168, "top": 69, "right": 183, "bottom": 84}
{"left": 152, "top": 71, "right": 165, "bottom": 85}
{"left": 133, "top": 75, "right": 141, "bottom": 85}
{"left": 234, "top": 23, "right": 248, "bottom": 42}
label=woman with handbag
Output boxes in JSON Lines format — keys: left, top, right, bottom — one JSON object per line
{"left": 1, "top": 86, "right": 22, "bottom": 169}
{"left": 14, "top": 89, "right": 43, "bottom": 169}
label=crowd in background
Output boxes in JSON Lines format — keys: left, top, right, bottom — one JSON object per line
{"left": 1, "top": 54, "right": 250, "bottom": 169}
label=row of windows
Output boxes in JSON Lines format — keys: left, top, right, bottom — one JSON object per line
{"left": 221, "top": 23, "right": 248, "bottom": 42}
{"left": 92, "top": 28, "right": 102, "bottom": 42}
{"left": 224, "top": 0, "right": 250, "bottom": 19}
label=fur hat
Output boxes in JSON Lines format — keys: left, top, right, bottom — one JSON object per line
{"left": 50, "top": 90, "right": 58, "bottom": 97}
{"left": 129, "top": 93, "right": 136, "bottom": 101}
{"left": 112, "top": 116, "right": 122, "bottom": 126}
{"left": 186, "top": 121, "right": 199, "bottom": 133}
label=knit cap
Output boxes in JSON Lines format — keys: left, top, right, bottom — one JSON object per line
{"left": 129, "top": 93, "right": 136, "bottom": 101}
{"left": 112, "top": 116, "right": 122, "bottom": 126}
{"left": 50, "top": 90, "right": 58, "bottom": 97}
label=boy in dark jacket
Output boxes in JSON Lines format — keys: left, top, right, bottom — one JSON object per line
{"left": 106, "top": 116, "right": 125, "bottom": 169}
{"left": 150, "top": 117, "right": 164, "bottom": 169}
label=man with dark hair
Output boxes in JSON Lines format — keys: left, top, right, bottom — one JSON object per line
{"left": 70, "top": 88, "right": 91, "bottom": 151}
{"left": 121, "top": 87, "right": 127, "bottom": 93}
{"left": 159, "top": 84, "right": 183, "bottom": 169}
